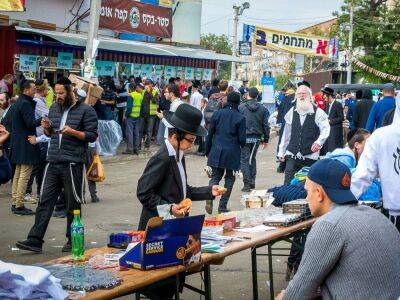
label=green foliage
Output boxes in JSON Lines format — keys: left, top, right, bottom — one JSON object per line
{"left": 331, "top": 0, "right": 400, "bottom": 82}
{"left": 275, "top": 74, "right": 292, "bottom": 91}
{"left": 200, "top": 34, "right": 233, "bottom": 80}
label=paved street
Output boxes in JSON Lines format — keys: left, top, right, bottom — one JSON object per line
{"left": 0, "top": 138, "right": 291, "bottom": 299}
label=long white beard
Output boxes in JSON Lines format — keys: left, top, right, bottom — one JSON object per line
{"left": 297, "top": 99, "right": 312, "bottom": 114}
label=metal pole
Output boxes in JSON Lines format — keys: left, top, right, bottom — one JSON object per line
{"left": 84, "top": 0, "right": 101, "bottom": 79}
{"left": 231, "top": 6, "right": 239, "bottom": 83}
{"left": 204, "top": 264, "right": 212, "bottom": 300}
{"left": 251, "top": 247, "right": 259, "bottom": 300}
{"left": 346, "top": 2, "right": 354, "bottom": 84}
{"left": 268, "top": 244, "right": 274, "bottom": 300}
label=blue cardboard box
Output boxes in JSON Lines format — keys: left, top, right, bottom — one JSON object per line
{"left": 119, "top": 215, "right": 205, "bottom": 270}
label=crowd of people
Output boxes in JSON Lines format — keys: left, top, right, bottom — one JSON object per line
{"left": 0, "top": 70, "right": 399, "bottom": 298}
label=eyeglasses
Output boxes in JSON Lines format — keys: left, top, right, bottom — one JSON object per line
{"left": 183, "top": 137, "right": 196, "bottom": 144}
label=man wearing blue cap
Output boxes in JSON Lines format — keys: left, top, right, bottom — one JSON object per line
{"left": 365, "top": 83, "right": 396, "bottom": 132}
{"left": 277, "top": 159, "right": 400, "bottom": 300}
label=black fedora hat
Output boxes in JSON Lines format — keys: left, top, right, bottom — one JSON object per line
{"left": 164, "top": 103, "right": 207, "bottom": 137}
{"left": 321, "top": 87, "right": 335, "bottom": 97}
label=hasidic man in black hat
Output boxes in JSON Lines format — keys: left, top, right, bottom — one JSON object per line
{"left": 278, "top": 84, "right": 330, "bottom": 185}
{"left": 321, "top": 86, "right": 344, "bottom": 154}
{"left": 137, "top": 103, "right": 225, "bottom": 231}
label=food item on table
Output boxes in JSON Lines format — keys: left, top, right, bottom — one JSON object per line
{"left": 217, "top": 186, "right": 227, "bottom": 194}
{"left": 179, "top": 198, "right": 192, "bottom": 215}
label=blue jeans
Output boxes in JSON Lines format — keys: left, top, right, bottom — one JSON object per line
{"left": 125, "top": 118, "right": 141, "bottom": 150}
{"left": 157, "top": 120, "right": 166, "bottom": 145}
{"left": 240, "top": 142, "right": 260, "bottom": 187}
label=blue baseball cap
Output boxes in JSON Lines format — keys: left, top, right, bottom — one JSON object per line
{"left": 307, "top": 159, "right": 357, "bottom": 204}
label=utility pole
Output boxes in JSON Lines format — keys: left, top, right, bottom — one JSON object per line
{"left": 347, "top": 2, "right": 354, "bottom": 84}
{"left": 84, "top": 0, "right": 101, "bottom": 80}
{"left": 231, "top": 5, "right": 240, "bottom": 83}
{"left": 231, "top": 2, "right": 250, "bottom": 83}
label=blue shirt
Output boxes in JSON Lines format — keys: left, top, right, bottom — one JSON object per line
{"left": 365, "top": 96, "right": 396, "bottom": 132}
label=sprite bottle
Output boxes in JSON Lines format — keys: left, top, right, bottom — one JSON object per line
{"left": 71, "top": 210, "right": 85, "bottom": 261}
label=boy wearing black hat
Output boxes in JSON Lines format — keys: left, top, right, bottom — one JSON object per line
{"left": 321, "top": 86, "right": 344, "bottom": 154}
{"left": 277, "top": 159, "right": 400, "bottom": 300}
{"left": 16, "top": 77, "right": 98, "bottom": 253}
{"left": 137, "top": 103, "right": 224, "bottom": 230}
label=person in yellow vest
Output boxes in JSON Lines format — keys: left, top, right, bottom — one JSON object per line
{"left": 123, "top": 83, "right": 144, "bottom": 155}
{"left": 45, "top": 83, "right": 54, "bottom": 109}
{"left": 140, "top": 79, "right": 158, "bottom": 149}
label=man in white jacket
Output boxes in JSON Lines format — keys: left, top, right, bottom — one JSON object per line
{"left": 351, "top": 95, "right": 400, "bottom": 231}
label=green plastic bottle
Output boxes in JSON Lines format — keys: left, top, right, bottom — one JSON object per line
{"left": 71, "top": 210, "right": 85, "bottom": 261}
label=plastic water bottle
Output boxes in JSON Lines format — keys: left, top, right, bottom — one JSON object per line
{"left": 71, "top": 209, "right": 85, "bottom": 261}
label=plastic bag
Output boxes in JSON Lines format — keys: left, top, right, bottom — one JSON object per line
{"left": 87, "top": 154, "right": 105, "bottom": 182}
{"left": 98, "top": 120, "right": 123, "bottom": 156}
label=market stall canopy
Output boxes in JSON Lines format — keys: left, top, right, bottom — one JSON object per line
{"left": 16, "top": 26, "right": 245, "bottom": 63}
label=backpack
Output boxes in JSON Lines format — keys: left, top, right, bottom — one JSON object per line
{"left": 204, "top": 99, "right": 220, "bottom": 124}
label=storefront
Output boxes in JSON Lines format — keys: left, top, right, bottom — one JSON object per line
{"left": 1, "top": 26, "right": 242, "bottom": 83}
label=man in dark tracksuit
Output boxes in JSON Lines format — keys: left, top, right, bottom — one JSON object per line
{"left": 16, "top": 77, "right": 98, "bottom": 253}
{"left": 239, "top": 87, "right": 270, "bottom": 192}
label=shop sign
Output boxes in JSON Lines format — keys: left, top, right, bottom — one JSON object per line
{"left": 95, "top": 60, "right": 116, "bottom": 76}
{"left": 202, "top": 69, "right": 213, "bottom": 81}
{"left": 19, "top": 55, "right": 37, "bottom": 73}
{"left": 140, "top": 64, "right": 153, "bottom": 77}
{"left": 185, "top": 67, "right": 194, "bottom": 80}
{"left": 100, "top": 0, "right": 173, "bottom": 38}
{"left": 194, "top": 68, "right": 203, "bottom": 80}
{"left": 254, "top": 26, "right": 329, "bottom": 57}
{"left": 164, "top": 66, "right": 176, "bottom": 79}
{"left": 261, "top": 76, "right": 276, "bottom": 104}
{"left": 238, "top": 41, "right": 252, "bottom": 56}
{"left": 133, "top": 64, "right": 142, "bottom": 77}
{"left": 57, "top": 52, "right": 73, "bottom": 69}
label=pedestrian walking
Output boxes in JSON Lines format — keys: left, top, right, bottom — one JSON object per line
{"left": 16, "top": 77, "right": 98, "bottom": 253}
{"left": 189, "top": 81, "right": 203, "bottom": 110}
{"left": 123, "top": 83, "right": 143, "bottom": 155}
{"left": 140, "top": 80, "right": 158, "bottom": 149}
{"left": 239, "top": 87, "right": 270, "bottom": 192}
{"left": 321, "top": 87, "right": 344, "bottom": 154}
{"left": 10, "top": 79, "right": 42, "bottom": 215}
{"left": 205, "top": 92, "right": 246, "bottom": 213}
{"left": 351, "top": 96, "right": 400, "bottom": 231}
{"left": 353, "top": 89, "right": 374, "bottom": 129}
{"left": 204, "top": 80, "right": 228, "bottom": 127}
{"left": 366, "top": 83, "right": 396, "bottom": 132}
{"left": 278, "top": 85, "right": 330, "bottom": 185}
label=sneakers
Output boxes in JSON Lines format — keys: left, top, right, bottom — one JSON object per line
{"left": 133, "top": 149, "right": 139, "bottom": 155}
{"left": 11, "top": 205, "right": 15, "bottom": 213}
{"left": 62, "top": 240, "right": 72, "bottom": 253}
{"left": 91, "top": 196, "right": 100, "bottom": 203}
{"left": 24, "top": 193, "right": 38, "bottom": 204}
{"left": 218, "top": 208, "right": 231, "bottom": 214}
{"left": 16, "top": 239, "right": 42, "bottom": 253}
{"left": 53, "top": 209, "right": 67, "bottom": 218}
{"left": 205, "top": 200, "right": 213, "bottom": 214}
{"left": 13, "top": 206, "right": 35, "bottom": 216}
{"left": 250, "top": 184, "right": 255, "bottom": 189}
{"left": 241, "top": 185, "right": 251, "bottom": 193}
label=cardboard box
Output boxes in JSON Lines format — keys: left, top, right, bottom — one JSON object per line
{"left": 68, "top": 74, "right": 103, "bottom": 100}
{"left": 119, "top": 215, "right": 204, "bottom": 270}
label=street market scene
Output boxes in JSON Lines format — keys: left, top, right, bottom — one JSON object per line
{"left": 0, "top": 0, "right": 399, "bottom": 299}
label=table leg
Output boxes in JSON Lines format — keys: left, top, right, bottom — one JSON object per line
{"left": 251, "top": 247, "right": 258, "bottom": 300}
{"left": 204, "top": 264, "right": 212, "bottom": 300}
{"left": 135, "top": 293, "right": 140, "bottom": 300}
{"left": 175, "top": 274, "right": 180, "bottom": 300}
{"left": 268, "top": 244, "right": 274, "bottom": 300}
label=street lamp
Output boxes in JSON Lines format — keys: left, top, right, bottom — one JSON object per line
{"left": 231, "top": 2, "right": 250, "bottom": 82}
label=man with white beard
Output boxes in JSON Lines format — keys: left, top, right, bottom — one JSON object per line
{"left": 278, "top": 85, "right": 330, "bottom": 185}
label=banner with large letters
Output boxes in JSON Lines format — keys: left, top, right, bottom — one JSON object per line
{"left": 253, "top": 26, "right": 330, "bottom": 57}
{"left": 100, "top": 0, "right": 173, "bottom": 38}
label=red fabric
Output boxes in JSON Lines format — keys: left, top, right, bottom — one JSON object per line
{"left": 0, "top": 26, "right": 16, "bottom": 78}
{"left": 314, "top": 92, "right": 325, "bottom": 110}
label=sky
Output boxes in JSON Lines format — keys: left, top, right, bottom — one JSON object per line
{"left": 201, "top": 0, "right": 344, "bottom": 38}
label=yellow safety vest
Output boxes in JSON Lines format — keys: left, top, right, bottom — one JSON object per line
{"left": 149, "top": 89, "right": 158, "bottom": 116}
{"left": 130, "top": 91, "right": 143, "bottom": 118}
{"left": 45, "top": 86, "right": 54, "bottom": 108}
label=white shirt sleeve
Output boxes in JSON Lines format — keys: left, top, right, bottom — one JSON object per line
{"left": 314, "top": 108, "right": 330, "bottom": 147}
{"left": 36, "top": 134, "right": 51, "bottom": 143}
{"left": 351, "top": 135, "right": 379, "bottom": 199}
{"left": 278, "top": 108, "right": 293, "bottom": 158}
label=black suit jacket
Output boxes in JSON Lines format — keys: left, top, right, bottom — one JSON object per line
{"left": 354, "top": 99, "right": 374, "bottom": 129}
{"left": 325, "top": 100, "right": 344, "bottom": 153}
{"left": 137, "top": 142, "right": 214, "bottom": 230}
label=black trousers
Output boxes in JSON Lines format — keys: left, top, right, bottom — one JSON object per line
{"left": 284, "top": 156, "right": 316, "bottom": 185}
{"left": 27, "top": 162, "right": 83, "bottom": 244}
{"left": 389, "top": 215, "right": 400, "bottom": 232}
{"left": 241, "top": 142, "right": 260, "bottom": 187}
{"left": 209, "top": 167, "right": 235, "bottom": 211}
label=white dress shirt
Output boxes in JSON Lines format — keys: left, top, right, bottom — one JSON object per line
{"left": 33, "top": 95, "right": 49, "bottom": 140}
{"left": 190, "top": 91, "right": 203, "bottom": 110}
{"left": 278, "top": 106, "right": 330, "bottom": 160}
{"left": 165, "top": 138, "right": 186, "bottom": 198}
